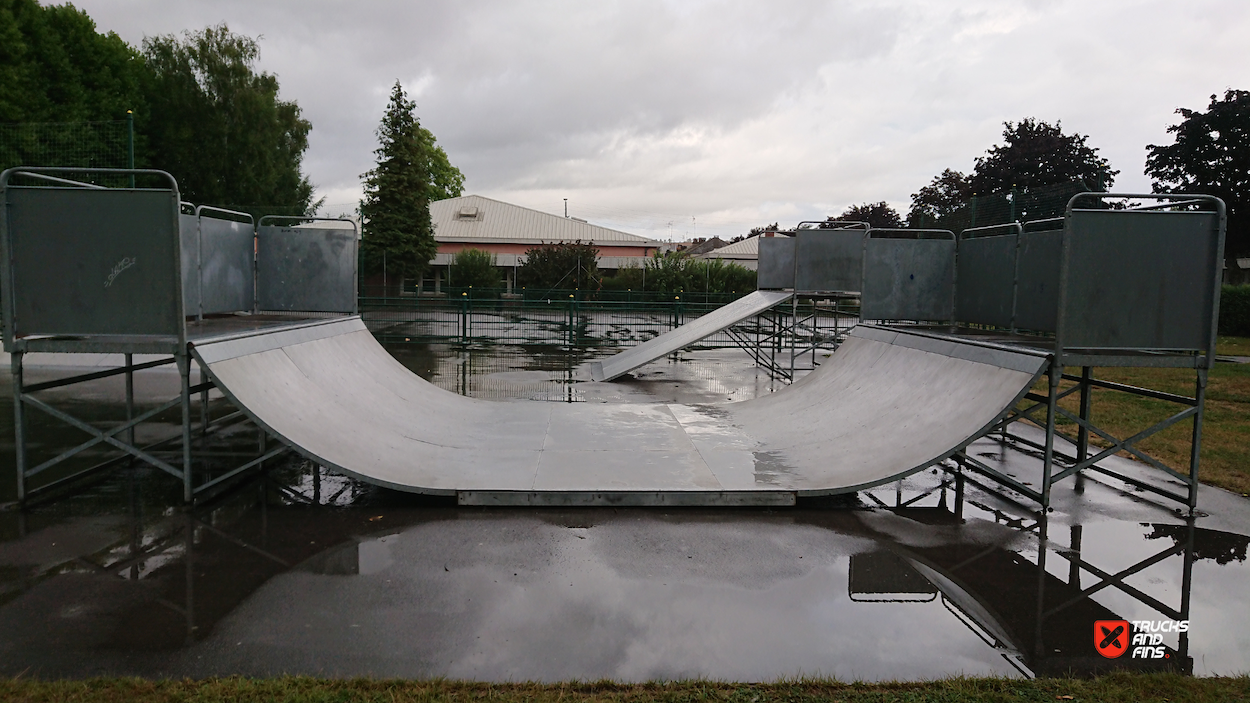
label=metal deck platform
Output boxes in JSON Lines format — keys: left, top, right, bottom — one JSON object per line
{"left": 192, "top": 317, "right": 1046, "bottom": 505}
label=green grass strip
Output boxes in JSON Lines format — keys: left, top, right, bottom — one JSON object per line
{"left": 1, "top": 674, "right": 1248, "bottom": 703}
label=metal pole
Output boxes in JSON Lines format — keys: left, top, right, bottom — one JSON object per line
{"left": 789, "top": 295, "right": 798, "bottom": 381}
{"left": 125, "top": 353, "right": 135, "bottom": 449}
{"left": 1076, "top": 366, "right": 1092, "bottom": 463}
{"left": 954, "top": 466, "right": 965, "bottom": 520}
{"left": 1178, "top": 518, "right": 1195, "bottom": 658}
{"left": 12, "top": 351, "right": 26, "bottom": 503}
{"left": 126, "top": 110, "right": 135, "bottom": 189}
{"left": 1068, "top": 524, "right": 1082, "bottom": 588}
{"left": 1188, "top": 368, "right": 1208, "bottom": 512}
{"left": 1033, "top": 515, "right": 1049, "bottom": 660}
{"left": 1041, "top": 362, "right": 1062, "bottom": 511}
{"left": 178, "top": 352, "right": 193, "bottom": 502}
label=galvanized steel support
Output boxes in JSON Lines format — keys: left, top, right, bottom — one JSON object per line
{"left": 11, "top": 351, "right": 26, "bottom": 503}
{"left": 1041, "top": 363, "right": 1063, "bottom": 510}
{"left": 1188, "top": 369, "right": 1208, "bottom": 511}
{"left": 178, "top": 351, "right": 193, "bottom": 503}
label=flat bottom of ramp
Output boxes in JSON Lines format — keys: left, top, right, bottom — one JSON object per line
{"left": 457, "top": 491, "right": 797, "bottom": 507}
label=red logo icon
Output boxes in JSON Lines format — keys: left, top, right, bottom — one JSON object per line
{"left": 1095, "top": 620, "right": 1130, "bottom": 658}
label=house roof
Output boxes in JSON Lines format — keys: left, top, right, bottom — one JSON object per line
{"left": 698, "top": 233, "right": 796, "bottom": 260}
{"left": 430, "top": 195, "right": 660, "bottom": 248}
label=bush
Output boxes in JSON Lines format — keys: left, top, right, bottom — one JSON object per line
{"left": 518, "top": 240, "right": 600, "bottom": 290}
{"left": 448, "top": 248, "right": 501, "bottom": 289}
{"left": 611, "top": 253, "right": 756, "bottom": 295}
{"left": 1220, "top": 285, "right": 1250, "bottom": 337}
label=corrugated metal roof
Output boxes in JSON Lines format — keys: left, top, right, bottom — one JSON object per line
{"left": 430, "top": 195, "right": 660, "bottom": 247}
{"left": 699, "top": 233, "right": 793, "bottom": 260}
{"left": 699, "top": 236, "right": 757, "bottom": 258}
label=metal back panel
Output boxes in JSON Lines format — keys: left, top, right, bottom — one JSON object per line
{"left": 794, "top": 229, "right": 865, "bottom": 293}
{"left": 756, "top": 236, "right": 795, "bottom": 289}
{"left": 1014, "top": 226, "right": 1062, "bottom": 333}
{"left": 861, "top": 235, "right": 956, "bottom": 321}
{"left": 199, "top": 212, "right": 255, "bottom": 314}
{"left": 3, "top": 186, "right": 182, "bottom": 341}
{"left": 179, "top": 212, "right": 200, "bottom": 317}
{"left": 955, "top": 231, "right": 1017, "bottom": 327}
{"left": 1059, "top": 209, "right": 1221, "bottom": 350}
{"left": 257, "top": 222, "right": 357, "bottom": 313}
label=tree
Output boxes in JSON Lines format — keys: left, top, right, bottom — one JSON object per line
{"left": 517, "top": 240, "right": 600, "bottom": 290}
{"left": 142, "top": 25, "right": 315, "bottom": 214}
{"left": 0, "top": 0, "right": 149, "bottom": 172}
{"left": 419, "top": 125, "right": 465, "bottom": 201}
{"left": 970, "top": 118, "right": 1117, "bottom": 194}
{"left": 907, "top": 169, "right": 972, "bottom": 226}
{"left": 448, "top": 248, "right": 501, "bottom": 289}
{"left": 830, "top": 201, "right": 903, "bottom": 228}
{"left": 1146, "top": 90, "right": 1250, "bottom": 256}
{"left": 360, "top": 81, "right": 436, "bottom": 285}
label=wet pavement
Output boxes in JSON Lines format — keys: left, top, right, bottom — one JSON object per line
{"left": 0, "top": 343, "right": 1248, "bottom": 681}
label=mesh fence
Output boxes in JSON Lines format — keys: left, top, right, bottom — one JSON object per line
{"left": 0, "top": 119, "right": 133, "bottom": 186}
{"left": 911, "top": 180, "right": 1096, "bottom": 232}
{"left": 360, "top": 295, "right": 854, "bottom": 352}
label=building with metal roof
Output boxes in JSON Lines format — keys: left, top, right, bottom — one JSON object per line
{"left": 424, "top": 195, "right": 661, "bottom": 291}
{"left": 694, "top": 233, "right": 791, "bottom": 271}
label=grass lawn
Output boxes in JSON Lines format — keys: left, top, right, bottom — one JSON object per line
{"left": 1, "top": 674, "right": 1248, "bottom": 703}
{"left": 1023, "top": 336, "right": 1250, "bottom": 497}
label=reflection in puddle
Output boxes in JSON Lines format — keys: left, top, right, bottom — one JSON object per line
{"left": 0, "top": 345, "right": 1248, "bottom": 680}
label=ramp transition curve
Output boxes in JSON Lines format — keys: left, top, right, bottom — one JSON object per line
{"left": 191, "top": 317, "right": 1047, "bottom": 506}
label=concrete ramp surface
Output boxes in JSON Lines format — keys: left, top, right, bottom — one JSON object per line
{"left": 589, "top": 289, "right": 793, "bottom": 381}
{"left": 191, "top": 318, "right": 1047, "bottom": 505}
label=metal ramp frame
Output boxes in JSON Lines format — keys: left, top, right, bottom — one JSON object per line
{"left": 1, "top": 167, "right": 356, "bottom": 504}
{"left": 588, "top": 289, "right": 794, "bottom": 381}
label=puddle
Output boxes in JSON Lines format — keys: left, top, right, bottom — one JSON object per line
{"left": 0, "top": 343, "right": 1247, "bottom": 681}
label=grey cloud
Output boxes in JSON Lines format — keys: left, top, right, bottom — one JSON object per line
{"left": 70, "top": 1, "right": 1250, "bottom": 237}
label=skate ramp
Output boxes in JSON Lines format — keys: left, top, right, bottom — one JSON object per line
{"left": 589, "top": 289, "right": 793, "bottom": 382}
{"left": 191, "top": 318, "right": 1047, "bottom": 505}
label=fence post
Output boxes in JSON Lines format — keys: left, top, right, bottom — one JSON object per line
{"left": 460, "top": 293, "right": 468, "bottom": 344}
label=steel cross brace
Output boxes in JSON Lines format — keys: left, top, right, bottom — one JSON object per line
{"left": 1043, "top": 540, "right": 1187, "bottom": 622}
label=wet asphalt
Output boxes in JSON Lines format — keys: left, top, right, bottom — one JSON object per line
{"left": 0, "top": 344, "right": 1247, "bottom": 681}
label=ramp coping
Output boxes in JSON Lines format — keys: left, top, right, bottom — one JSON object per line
{"left": 192, "top": 316, "right": 365, "bottom": 364}
{"left": 853, "top": 325, "right": 1050, "bottom": 374}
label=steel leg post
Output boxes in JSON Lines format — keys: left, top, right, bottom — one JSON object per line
{"left": 1178, "top": 518, "right": 1195, "bottom": 659}
{"left": 12, "top": 351, "right": 26, "bottom": 503}
{"left": 1188, "top": 368, "right": 1208, "bottom": 512}
{"left": 954, "top": 466, "right": 965, "bottom": 520}
{"left": 1068, "top": 524, "right": 1082, "bottom": 588}
{"left": 178, "top": 352, "right": 193, "bottom": 502}
{"left": 789, "top": 296, "right": 797, "bottom": 381}
{"left": 125, "top": 353, "right": 135, "bottom": 450}
{"left": 1041, "top": 363, "right": 1063, "bottom": 510}
{"left": 198, "top": 359, "right": 208, "bottom": 438}
{"left": 1076, "top": 366, "right": 1092, "bottom": 462}
{"left": 1033, "top": 515, "right": 1050, "bottom": 659}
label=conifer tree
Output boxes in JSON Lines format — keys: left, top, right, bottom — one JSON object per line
{"left": 360, "top": 81, "right": 436, "bottom": 285}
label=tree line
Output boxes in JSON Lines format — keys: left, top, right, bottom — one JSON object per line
{"left": 750, "top": 97, "right": 1248, "bottom": 259}
{"left": 1, "top": 0, "right": 321, "bottom": 216}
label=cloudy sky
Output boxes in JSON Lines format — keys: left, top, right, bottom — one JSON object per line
{"left": 74, "top": 0, "right": 1250, "bottom": 241}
